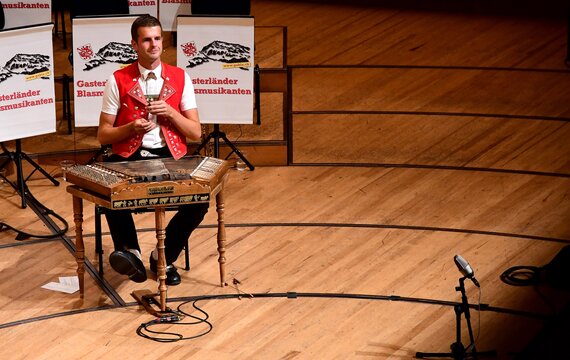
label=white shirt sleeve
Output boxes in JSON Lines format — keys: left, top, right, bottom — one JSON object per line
{"left": 100, "top": 74, "right": 120, "bottom": 116}
{"left": 180, "top": 71, "right": 197, "bottom": 111}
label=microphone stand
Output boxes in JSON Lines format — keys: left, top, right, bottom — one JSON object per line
{"left": 416, "top": 277, "right": 496, "bottom": 359}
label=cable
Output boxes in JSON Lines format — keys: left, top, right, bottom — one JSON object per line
{"left": 466, "top": 287, "right": 482, "bottom": 352}
{"left": 135, "top": 300, "right": 213, "bottom": 342}
{"left": 136, "top": 322, "right": 183, "bottom": 343}
{"left": 0, "top": 180, "right": 69, "bottom": 240}
{"left": 0, "top": 217, "right": 67, "bottom": 240}
{"left": 500, "top": 265, "right": 557, "bottom": 315}
{"left": 500, "top": 265, "right": 542, "bottom": 286}
{"left": 134, "top": 287, "right": 552, "bottom": 343}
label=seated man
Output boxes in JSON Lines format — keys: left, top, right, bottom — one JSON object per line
{"left": 97, "top": 15, "right": 208, "bottom": 285}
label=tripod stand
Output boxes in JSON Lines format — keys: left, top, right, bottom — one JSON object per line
{"left": 416, "top": 277, "right": 496, "bottom": 360}
{"left": 194, "top": 124, "right": 254, "bottom": 170}
{"left": 0, "top": 140, "right": 59, "bottom": 208}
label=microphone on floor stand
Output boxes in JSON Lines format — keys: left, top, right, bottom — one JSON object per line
{"left": 454, "top": 254, "right": 480, "bottom": 287}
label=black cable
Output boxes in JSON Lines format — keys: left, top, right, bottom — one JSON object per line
{"left": 500, "top": 265, "right": 542, "bottom": 286}
{"left": 135, "top": 299, "right": 213, "bottom": 342}
{"left": 135, "top": 288, "right": 553, "bottom": 343}
{"left": 500, "top": 265, "right": 557, "bottom": 315}
{"left": 465, "top": 287, "right": 482, "bottom": 353}
{"left": 0, "top": 219, "right": 66, "bottom": 240}
{"left": 0, "top": 181, "right": 69, "bottom": 240}
{"left": 136, "top": 322, "right": 184, "bottom": 343}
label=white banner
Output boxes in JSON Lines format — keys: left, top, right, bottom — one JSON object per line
{"left": 72, "top": 16, "right": 138, "bottom": 127}
{"left": 159, "top": 0, "right": 192, "bottom": 32}
{"left": 177, "top": 16, "right": 254, "bottom": 125}
{"left": 128, "top": 0, "right": 158, "bottom": 17}
{"left": 0, "top": 24, "right": 55, "bottom": 142}
{"left": 1, "top": 0, "right": 51, "bottom": 29}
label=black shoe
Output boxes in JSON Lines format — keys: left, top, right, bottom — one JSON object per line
{"left": 149, "top": 255, "right": 181, "bottom": 286}
{"left": 109, "top": 250, "right": 147, "bottom": 283}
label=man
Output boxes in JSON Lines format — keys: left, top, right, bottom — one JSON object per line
{"left": 97, "top": 15, "right": 208, "bottom": 286}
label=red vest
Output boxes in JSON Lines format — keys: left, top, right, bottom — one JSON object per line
{"left": 112, "top": 62, "right": 188, "bottom": 159}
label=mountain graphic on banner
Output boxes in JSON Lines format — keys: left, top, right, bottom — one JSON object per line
{"left": 0, "top": 53, "right": 50, "bottom": 83}
{"left": 186, "top": 40, "right": 251, "bottom": 70}
{"left": 83, "top": 42, "right": 137, "bottom": 71}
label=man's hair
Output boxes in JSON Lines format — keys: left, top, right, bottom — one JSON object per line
{"left": 131, "top": 15, "right": 162, "bottom": 41}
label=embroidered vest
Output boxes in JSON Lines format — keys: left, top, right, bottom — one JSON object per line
{"left": 112, "top": 62, "right": 187, "bottom": 159}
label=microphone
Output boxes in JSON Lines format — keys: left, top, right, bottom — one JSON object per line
{"left": 454, "top": 255, "right": 480, "bottom": 287}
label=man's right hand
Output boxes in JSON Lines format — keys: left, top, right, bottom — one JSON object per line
{"left": 133, "top": 118, "right": 157, "bottom": 134}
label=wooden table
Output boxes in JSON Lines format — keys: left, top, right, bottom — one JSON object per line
{"left": 66, "top": 177, "right": 228, "bottom": 312}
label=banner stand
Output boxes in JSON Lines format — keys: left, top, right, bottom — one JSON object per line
{"left": 0, "top": 23, "right": 59, "bottom": 209}
{"left": 177, "top": 15, "right": 256, "bottom": 170}
{"left": 0, "top": 140, "right": 59, "bottom": 209}
{"left": 194, "top": 124, "right": 254, "bottom": 170}
{"left": 192, "top": 64, "right": 260, "bottom": 170}
{"left": 193, "top": 63, "right": 261, "bottom": 171}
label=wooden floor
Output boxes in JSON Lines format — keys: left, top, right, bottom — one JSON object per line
{"left": 1, "top": 1, "right": 570, "bottom": 359}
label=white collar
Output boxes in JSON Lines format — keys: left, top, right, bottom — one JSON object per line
{"left": 138, "top": 63, "right": 162, "bottom": 81}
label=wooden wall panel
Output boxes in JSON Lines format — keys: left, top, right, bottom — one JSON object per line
{"left": 216, "top": 93, "right": 285, "bottom": 142}
{"left": 292, "top": 67, "right": 570, "bottom": 117}
{"left": 292, "top": 114, "right": 570, "bottom": 173}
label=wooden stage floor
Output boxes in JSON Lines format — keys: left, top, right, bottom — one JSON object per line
{"left": 0, "top": 164, "right": 569, "bottom": 358}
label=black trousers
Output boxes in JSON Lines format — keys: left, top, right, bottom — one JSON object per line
{"left": 104, "top": 203, "right": 208, "bottom": 265}
{"left": 104, "top": 148, "right": 209, "bottom": 265}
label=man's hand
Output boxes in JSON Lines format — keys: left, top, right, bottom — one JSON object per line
{"left": 146, "top": 100, "right": 172, "bottom": 118}
{"left": 142, "top": 100, "right": 201, "bottom": 141}
{"left": 133, "top": 118, "right": 157, "bottom": 134}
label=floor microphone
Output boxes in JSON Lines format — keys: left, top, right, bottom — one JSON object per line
{"left": 454, "top": 254, "right": 480, "bottom": 287}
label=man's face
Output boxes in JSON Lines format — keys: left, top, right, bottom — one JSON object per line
{"left": 132, "top": 25, "right": 163, "bottom": 65}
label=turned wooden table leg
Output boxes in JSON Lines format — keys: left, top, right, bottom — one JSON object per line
{"left": 72, "top": 195, "right": 85, "bottom": 298}
{"left": 155, "top": 207, "right": 167, "bottom": 312}
{"left": 216, "top": 189, "right": 226, "bottom": 287}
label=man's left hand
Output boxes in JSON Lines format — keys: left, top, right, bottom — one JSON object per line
{"left": 146, "top": 100, "right": 172, "bottom": 119}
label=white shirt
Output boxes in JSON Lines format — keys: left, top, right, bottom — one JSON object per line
{"left": 101, "top": 63, "right": 198, "bottom": 149}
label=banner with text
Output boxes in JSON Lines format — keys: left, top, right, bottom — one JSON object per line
{"left": 0, "top": 24, "right": 55, "bottom": 142}
{"left": 72, "top": 16, "right": 138, "bottom": 127}
{"left": 128, "top": 0, "right": 158, "bottom": 17}
{"left": 159, "top": 0, "right": 192, "bottom": 32}
{"left": 1, "top": 0, "right": 51, "bottom": 29}
{"left": 177, "top": 16, "right": 254, "bottom": 125}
